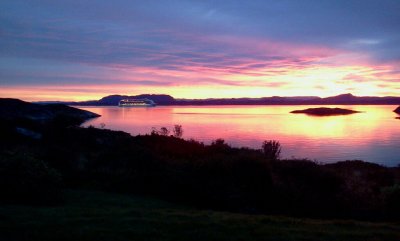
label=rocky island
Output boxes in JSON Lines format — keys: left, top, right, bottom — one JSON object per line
{"left": 290, "top": 107, "right": 361, "bottom": 116}
{"left": 394, "top": 106, "right": 400, "bottom": 114}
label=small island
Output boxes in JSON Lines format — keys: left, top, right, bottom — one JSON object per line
{"left": 394, "top": 106, "right": 400, "bottom": 114}
{"left": 290, "top": 107, "right": 360, "bottom": 116}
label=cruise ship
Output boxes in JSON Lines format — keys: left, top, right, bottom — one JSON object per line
{"left": 118, "top": 98, "right": 156, "bottom": 107}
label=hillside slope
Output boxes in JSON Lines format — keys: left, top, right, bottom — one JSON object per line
{"left": 1, "top": 190, "right": 399, "bottom": 241}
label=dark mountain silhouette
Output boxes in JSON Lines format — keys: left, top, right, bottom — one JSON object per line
{"left": 99, "top": 94, "right": 174, "bottom": 105}
{"left": 68, "top": 94, "right": 175, "bottom": 106}
{"left": 319, "top": 93, "right": 400, "bottom": 104}
{"left": 321, "top": 93, "right": 357, "bottom": 103}
{"left": 58, "top": 93, "right": 400, "bottom": 106}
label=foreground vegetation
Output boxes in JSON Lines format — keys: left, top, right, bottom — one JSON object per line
{"left": 1, "top": 190, "right": 399, "bottom": 241}
{"left": 1, "top": 99, "right": 400, "bottom": 240}
{"left": 2, "top": 123, "right": 400, "bottom": 220}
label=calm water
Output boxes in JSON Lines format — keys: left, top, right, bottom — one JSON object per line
{"left": 79, "top": 105, "right": 400, "bottom": 166}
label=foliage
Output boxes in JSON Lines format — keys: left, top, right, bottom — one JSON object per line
{"left": 0, "top": 150, "right": 62, "bottom": 204}
{"left": 262, "top": 140, "right": 281, "bottom": 161}
{"left": 1, "top": 123, "right": 400, "bottom": 220}
{"left": 173, "top": 124, "right": 183, "bottom": 138}
{"left": 1, "top": 190, "right": 399, "bottom": 241}
{"left": 159, "top": 127, "right": 169, "bottom": 136}
{"left": 151, "top": 125, "right": 183, "bottom": 137}
{"left": 382, "top": 184, "right": 400, "bottom": 218}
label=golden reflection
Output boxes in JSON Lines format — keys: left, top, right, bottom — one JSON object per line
{"left": 79, "top": 105, "right": 400, "bottom": 165}
{"left": 81, "top": 105, "right": 399, "bottom": 143}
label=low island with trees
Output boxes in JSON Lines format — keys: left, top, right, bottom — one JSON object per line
{"left": 290, "top": 107, "right": 361, "bottom": 116}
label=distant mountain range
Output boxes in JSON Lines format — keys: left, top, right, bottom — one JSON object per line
{"left": 53, "top": 93, "right": 400, "bottom": 106}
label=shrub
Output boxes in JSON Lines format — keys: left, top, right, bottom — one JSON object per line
{"left": 383, "top": 184, "right": 400, "bottom": 218}
{"left": 150, "top": 126, "right": 170, "bottom": 136}
{"left": 159, "top": 127, "right": 169, "bottom": 136}
{"left": 262, "top": 140, "right": 281, "bottom": 161}
{"left": 0, "top": 151, "right": 63, "bottom": 205}
{"left": 173, "top": 125, "right": 183, "bottom": 138}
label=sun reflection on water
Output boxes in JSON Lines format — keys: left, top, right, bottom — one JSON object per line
{"left": 80, "top": 105, "right": 400, "bottom": 166}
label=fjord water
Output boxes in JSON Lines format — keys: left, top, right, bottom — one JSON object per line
{"left": 80, "top": 105, "right": 400, "bottom": 166}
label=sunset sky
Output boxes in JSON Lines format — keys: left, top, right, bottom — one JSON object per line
{"left": 1, "top": 0, "right": 400, "bottom": 101}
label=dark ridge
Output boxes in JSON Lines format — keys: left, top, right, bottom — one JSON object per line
{"left": 290, "top": 107, "right": 361, "bottom": 116}
{"left": 0, "top": 98, "right": 100, "bottom": 133}
{"left": 321, "top": 93, "right": 356, "bottom": 102}
{"left": 0, "top": 98, "right": 99, "bottom": 123}
{"left": 69, "top": 94, "right": 175, "bottom": 106}
{"left": 57, "top": 93, "right": 400, "bottom": 106}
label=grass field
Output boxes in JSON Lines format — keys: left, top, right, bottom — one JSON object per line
{"left": 1, "top": 190, "right": 399, "bottom": 241}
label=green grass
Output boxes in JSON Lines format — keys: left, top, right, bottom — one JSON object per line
{"left": 1, "top": 190, "right": 399, "bottom": 241}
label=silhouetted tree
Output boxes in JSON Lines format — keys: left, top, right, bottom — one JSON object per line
{"left": 212, "top": 138, "right": 226, "bottom": 146}
{"left": 262, "top": 140, "right": 281, "bottom": 161}
{"left": 173, "top": 125, "right": 183, "bottom": 138}
{"left": 150, "top": 127, "right": 169, "bottom": 135}
{"left": 159, "top": 127, "right": 169, "bottom": 136}
{"left": 151, "top": 127, "right": 158, "bottom": 135}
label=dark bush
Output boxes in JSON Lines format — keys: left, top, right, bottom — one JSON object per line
{"left": 173, "top": 124, "right": 183, "bottom": 138}
{"left": 270, "top": 160, "right": 343, "bottom": 216}
{"left": 2, "top": 123, "right": 400, "bottom": 220}
{"left": 262, "top": 140, "right": 281, "bottom": 161}
{"left": 383, "top": 184, "right": 400, "bottom": 218}
{"left": 0, "top": 151, "right": 63, "bottom": 205}
{"left": 325, "top": 161, "right": 395, "bottom": 217}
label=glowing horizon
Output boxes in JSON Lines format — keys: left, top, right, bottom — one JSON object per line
{"left": 1, "top": 1, "right": 399, "bottom": 101}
